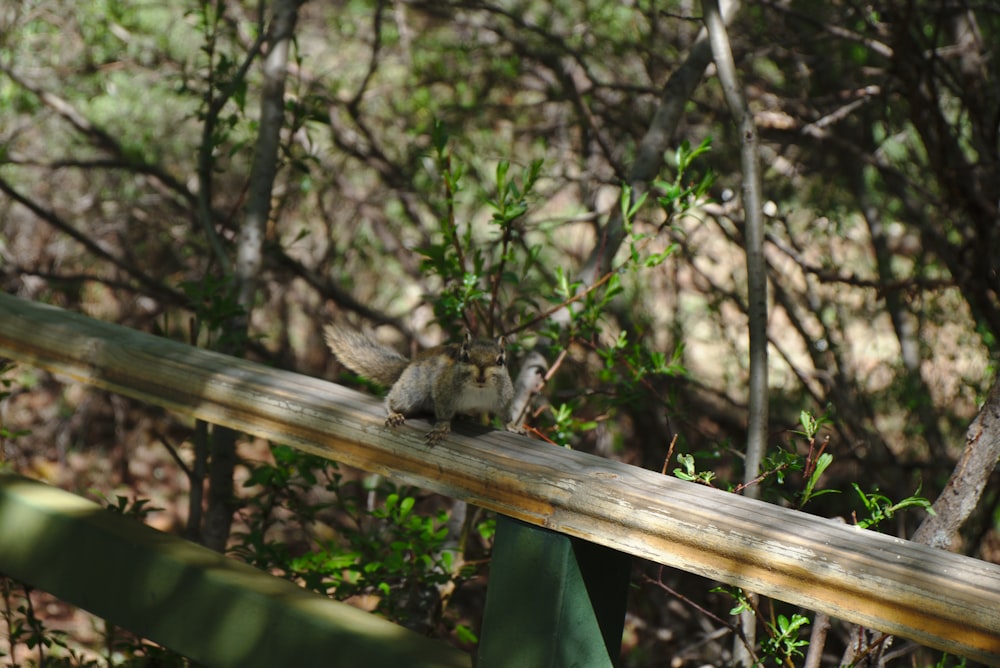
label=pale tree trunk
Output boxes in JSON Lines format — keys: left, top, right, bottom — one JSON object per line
{"left": 202, "top": 0, "right": 302, "bottom": 552}
{"left": 702, "top": 1, "right": 767, "bottom": 665}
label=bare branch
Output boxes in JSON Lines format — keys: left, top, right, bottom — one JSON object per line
{"left": 0, "top": 177, "right": 186, "bottom": 305}
{"left": 912, "top": 372, "right": 1000, "bottom": 549}
{"left": 578, "top": 1, "right": 740, "bottom": 286}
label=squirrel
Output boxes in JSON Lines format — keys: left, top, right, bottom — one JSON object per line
{"left": 324, "top": 325, "right": 515, "bottom": 444}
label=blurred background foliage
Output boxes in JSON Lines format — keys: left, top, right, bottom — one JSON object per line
{"left": 1, "top": 0, "right": 998, "bottom": 665}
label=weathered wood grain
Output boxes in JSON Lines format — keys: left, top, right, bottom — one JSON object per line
{"left": 0, "top": 293, "right": 998, "bottom": 663}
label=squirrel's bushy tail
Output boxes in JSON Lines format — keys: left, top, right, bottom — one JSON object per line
{"left": 324, "top": 325, "right": 410, "bottom": 386}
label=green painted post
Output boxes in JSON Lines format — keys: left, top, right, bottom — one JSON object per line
{"left": 477, "top": 515, "right": 631, "bottom": 668}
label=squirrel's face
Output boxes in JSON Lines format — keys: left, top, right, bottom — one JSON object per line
{"left": 458, "top": 335, "right": 508, "bottom": 387}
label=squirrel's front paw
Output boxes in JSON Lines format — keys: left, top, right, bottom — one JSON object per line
{"left": 385, "top": 412, "right": 406, "bottom": 427}
{"left": 425, "top": 421, "right": 451, "bottom": 445}
{"left": 504, "top": 421, "right": 527, "bottom": 435}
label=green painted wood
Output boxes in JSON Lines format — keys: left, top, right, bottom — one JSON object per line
{"left": 0, "top": 472, "right": 469, "bottom": 668}
{"left": 477, "top": 516, "right": 630, "bottom": 668}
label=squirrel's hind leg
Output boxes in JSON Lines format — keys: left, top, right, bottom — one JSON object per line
{"left": 381, "top": 389, "right": 408, "bottom": 427}
{"left": 384, "top": 377, "right": 430, "bottom": 428}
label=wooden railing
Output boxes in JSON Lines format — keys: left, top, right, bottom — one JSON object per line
{"left": 0, "top": 292, "right": 998, "bottom": 664}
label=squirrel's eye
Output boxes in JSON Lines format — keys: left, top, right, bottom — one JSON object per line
{"left": 496, "top": 354, "right": 505, "bottom": 367}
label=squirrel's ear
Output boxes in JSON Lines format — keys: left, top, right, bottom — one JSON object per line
{"left": 495, "top": 336, "right": 507, "bottom": 366}
{"left": 460, "top": 329, "right": 472, "bottom": 361}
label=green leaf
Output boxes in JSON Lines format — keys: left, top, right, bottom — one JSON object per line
{"left": 800, "top": 452, "right": 835, "bottom": 506}
{"left": 454, "top": 624, "right": 479, "bottom": 644}
{"left": 399, "top": 495, "right": 415, "bottom": 519}
{"left": 496, "top": 159, "right": 510, "bottom": 192}
{"left": 431, "top": 119, "right": 449, "bottom": 155}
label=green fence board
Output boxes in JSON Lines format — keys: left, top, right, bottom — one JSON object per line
{"left": 0, "top": 472, "right": 469, "bottom": 668}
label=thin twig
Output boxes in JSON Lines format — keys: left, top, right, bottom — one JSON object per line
{"left": 153, "top": 429, "right": 193, "bottom": 480}
{"left": 661, "top": 433, "right": 678, "bottom": 475}
{"left": 507, "top": 268, "right": 620, "bottom": 336}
